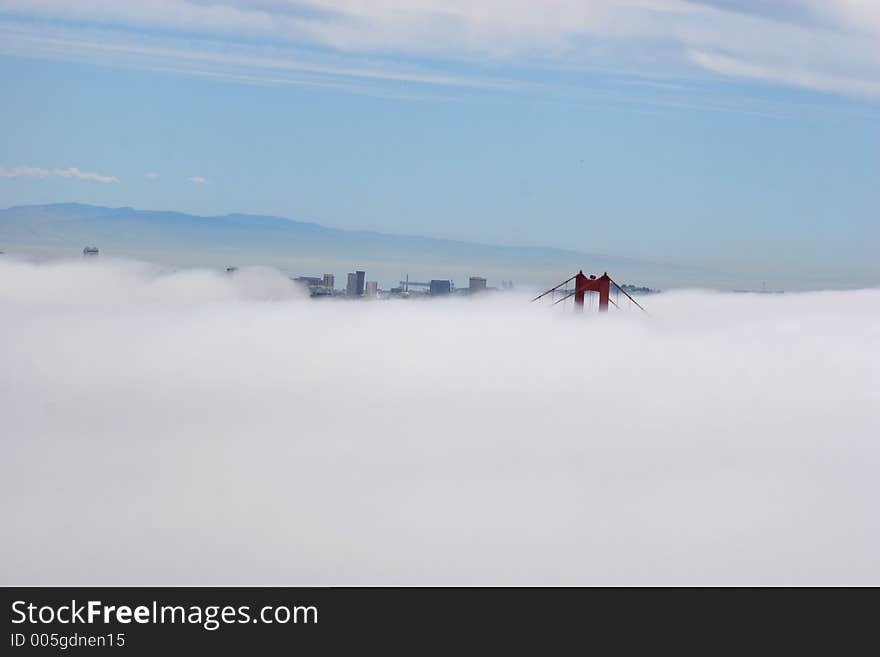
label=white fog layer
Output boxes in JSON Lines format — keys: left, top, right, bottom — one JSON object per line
{"left": 2, "top": 259, "right": 879, "bottom": 585}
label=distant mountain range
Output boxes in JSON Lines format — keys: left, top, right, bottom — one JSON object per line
{"left": 0, "top": 203, "right": 701, "bottom": 287}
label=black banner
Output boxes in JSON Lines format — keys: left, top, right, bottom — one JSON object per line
{"left": 2, "top": 587, "right": 873, "bottom": 653}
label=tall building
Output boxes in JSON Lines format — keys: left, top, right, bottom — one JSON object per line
{"left": 356, "top": 271, "right": 365, "bottom": 296}
{"left": 322, "top": 273, "right": 335, "bottom": 290}
{"left": 294, "top": 276, "right": 322, "bottom": 286}
{"left": 469, "top": 277, "right": 487, "bottom": 293}
{"left": 430, "top": 280, "right": 451, "bottom": 296}
{"left": 346, "top": 273, "right": 357, "bottom": 296}
{"left": 365, "top": 281, "right": 378, "bottom": 298}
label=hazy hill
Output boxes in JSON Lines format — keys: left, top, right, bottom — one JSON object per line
{"left": 0, "top": 203, "right": 696, "bottom": 287}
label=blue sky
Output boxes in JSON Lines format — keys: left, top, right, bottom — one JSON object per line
{"left": 0, "top": 1, "right": 877, "bottom": 283}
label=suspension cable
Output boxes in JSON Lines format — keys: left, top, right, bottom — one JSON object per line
{"left": 553, "top": 290, "right": 576, "bottom": 305}
{"left": 531, "top": 274, "right": 578, "bottom": 302}
{"left": 609, "top": 279, "right": 648, "bottom": 313}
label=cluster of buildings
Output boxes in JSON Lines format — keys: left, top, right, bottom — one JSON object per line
{"left": 292, "top": 270, "right": 510, "bottom": 300}
{"left": 81, "top": 246, "right": 512, "bottom": 299}
{"left": 292, "top": 271, "right": 379, "bottom": 298}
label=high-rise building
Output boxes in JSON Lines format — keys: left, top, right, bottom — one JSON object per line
{"left": 430, "top": 280, "right": 451, "bottom": 296}
{"left": 322, "top": 273, "right": 335, "bottom": 290}
{"left": 469, "top": 277, "right": 487, "bottom": 293}
{"left": 365, "top": 281, "right": 378, "bottom": 298}
{"left": 294, "top": 276, "right": 322, "bottom": 286}
{"left": 346, "top": 273, "right": 357, "bottom": 296}
{"left": 356, "top": 271, "right": 365, "bottom": 296}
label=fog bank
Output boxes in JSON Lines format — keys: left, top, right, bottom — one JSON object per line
{"left": 2, "top": 258, "right": 879, "bottom": 585}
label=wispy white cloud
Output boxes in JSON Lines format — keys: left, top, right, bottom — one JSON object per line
{"left": 0, "top": 165, "right": 120, "bottom": 183}
{"left": 0, "top": 21, "right": 517, "bottom": 93}
{"left": 688, "top": 50, "right": 880, "bottom": 99}
{"left": 144, "top": 172, "right": 160, "bottom": 179}
{"left": 0, "top": 1, "right": 878, "bottom": 100}
{"left": 187, "top": 176, "right": 209, "bottom": 185}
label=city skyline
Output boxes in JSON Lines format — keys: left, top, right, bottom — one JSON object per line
{"left": 0, "top": 202, "right": 747, "bottom": 290}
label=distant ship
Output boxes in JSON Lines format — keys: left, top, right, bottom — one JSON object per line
{"left": 83, "top": 246, "right": 99, "bottom": 256}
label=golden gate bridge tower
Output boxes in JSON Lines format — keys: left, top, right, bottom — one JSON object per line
{"left": 531, "top": 271, "right": 647, "bottom": 313}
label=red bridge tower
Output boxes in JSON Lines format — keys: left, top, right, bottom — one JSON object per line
{"left": 531, "top": 271, "right": 646, "bottom": 313}
{"left": 573, "top": 270, "right": 611, "bottom": 311}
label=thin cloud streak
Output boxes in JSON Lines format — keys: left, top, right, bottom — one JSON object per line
{"left": 2, "top": 20, "right": 871, "bottom": 120}
{"left": 0, "top": 165, "right": 120, "bottom": 183}
{"left": 688, "top": 50, "right": 880, "bottom": 99}
{"left": 0, "top": 0, "right": 878, "bottom": 99}
{"left": 0, "top": 20, "right": 518, "bottom": 92}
